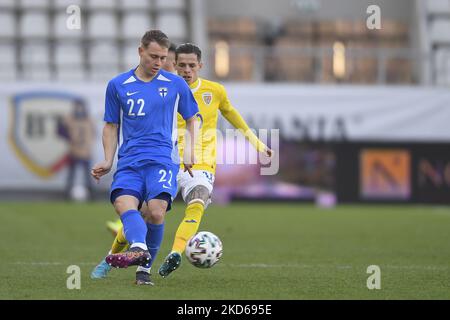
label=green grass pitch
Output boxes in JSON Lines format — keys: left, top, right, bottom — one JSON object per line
{"left": 0, "top": 201, "right": 449, "bottom": 299}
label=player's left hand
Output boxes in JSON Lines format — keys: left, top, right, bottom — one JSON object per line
{"left": 184, "top": 163, "right": 194, "bottom": 178}
{"left": 183, "top": 151, "right": 196, "bottom": 178}
{"left": 263, "top": 147, "right": 273, "bottom": 157}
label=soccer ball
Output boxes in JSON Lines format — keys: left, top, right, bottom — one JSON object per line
{"left": 185, "top": 231, "right": 223, "bottom": 268}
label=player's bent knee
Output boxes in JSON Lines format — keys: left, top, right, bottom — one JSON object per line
{"left": 148, "top": 210, "right": 165, "bottom": 224}
{"left": 114, "top": 196, "right": 139, "bottom": 215}
{"left": 144, "top": 201, "right": 168, "bottom": 224}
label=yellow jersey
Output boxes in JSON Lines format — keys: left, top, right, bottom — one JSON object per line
{"left": 177, "top": 78, "right": 266, "bottom": 174}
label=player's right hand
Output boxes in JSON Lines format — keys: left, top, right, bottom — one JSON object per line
{"left": 91, "top": 160, "right": 112, "bottom": 182}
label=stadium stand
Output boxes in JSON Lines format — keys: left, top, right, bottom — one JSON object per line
{"left": 0, "top": 0, "right": 448, "bottom": 84}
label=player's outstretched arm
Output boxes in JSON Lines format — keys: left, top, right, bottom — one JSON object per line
{"left": 221, "top": 106, "right": 272, "bottom": 157}
{"left": 91, "top": 122, "right": 118, "bottom": 181}
{"left": 183, "top": 116, "right": 198, "bottom": 177}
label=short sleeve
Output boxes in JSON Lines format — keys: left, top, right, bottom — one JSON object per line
{"left": 177, "top": 79, "right": 199, "bottom": 120}
{"left": 103, "top": 81, "right": 121, "bottom": 124}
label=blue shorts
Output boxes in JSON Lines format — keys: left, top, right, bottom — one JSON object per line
{"left": 110, "top": 161, "right": 179, "bottom": 211}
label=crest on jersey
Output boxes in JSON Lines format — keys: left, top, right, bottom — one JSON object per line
{"left": 9, "top": 92, "right": 83, "bottom": 178}
{"left": 202, "top": 92, "right": 212, "bottom": 105}
{"left": 159, "top": 87, "right": 168, "bottom": 98}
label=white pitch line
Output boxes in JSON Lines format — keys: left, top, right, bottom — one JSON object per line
{"left": 384, "top": 265, "right": 449, "bottom": 271}
{"left": 222, "top": 263, "right": 353, "bottom": 269}
{"left": 10, "top": 262, "right": 450, "bottom": 271}
{"left": 11, "top": 262, "right": 97, "bottom": 266}
{"left": 224, "top": 263, "right": 316, "bottom": 268}
{"left": 220, "top": 263, "right": 449, "bottom": 271}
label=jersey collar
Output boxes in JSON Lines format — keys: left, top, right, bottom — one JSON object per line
{"left": 190, "top": 78, "right": 202, "bottom": 93}
{"left": 133, "top": 68, "right": 161, "bottom": 83}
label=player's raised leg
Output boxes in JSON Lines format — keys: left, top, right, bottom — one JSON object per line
{"left": 159, "top": 185, "right": 209, "bottom": 278}
{"left": 106, "top": 194, "right": 151, "bottom": 268}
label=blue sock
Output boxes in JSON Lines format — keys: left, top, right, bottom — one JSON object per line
{"left": 144, "top": 223, "right": 165, "bottom": 268}
{"left": 120, "top": 210, "right": 147, "bottom": 247}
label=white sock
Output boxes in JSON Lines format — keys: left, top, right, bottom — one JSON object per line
{"left": 130, "top": 242, "right": 148, "bottom": 251}
{"left": 136, "top": 266, "right": 151, "bottom": 273}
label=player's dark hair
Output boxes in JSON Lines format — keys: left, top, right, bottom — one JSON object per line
{"left": 169, "top": 42, "right": 177, "bottom": 53}
{"left": 175, "top": 43, "right": 202, "bottom": 62}
{"left": 141, "top": 30, "right": 170, "bottom": 49}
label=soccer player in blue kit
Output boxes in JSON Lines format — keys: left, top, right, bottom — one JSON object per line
{"left": 91, "top": 30, "right": 198, "bottom": 285}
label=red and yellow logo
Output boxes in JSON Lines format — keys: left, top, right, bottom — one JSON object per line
{"left": 9, "top": 92, "right": 80, "bottom": 178}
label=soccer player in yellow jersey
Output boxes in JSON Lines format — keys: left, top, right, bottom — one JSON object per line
{"left": 158, "top": 43, "right": 272, "bottom": 277}
{"left": 91, "top": 43, "right": 271, "bottom": 282}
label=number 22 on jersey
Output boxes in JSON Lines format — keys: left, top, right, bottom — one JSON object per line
{"left": 127, "top": 98, "right": 145, "bottom": 116}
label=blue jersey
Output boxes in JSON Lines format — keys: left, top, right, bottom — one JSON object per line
{"left": 104, "top": 69, "right": 198, "bottom": 169}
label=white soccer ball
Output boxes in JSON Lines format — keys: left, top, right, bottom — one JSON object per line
{"left": 185, "top": 231, "right": 223, "bottom": 268}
